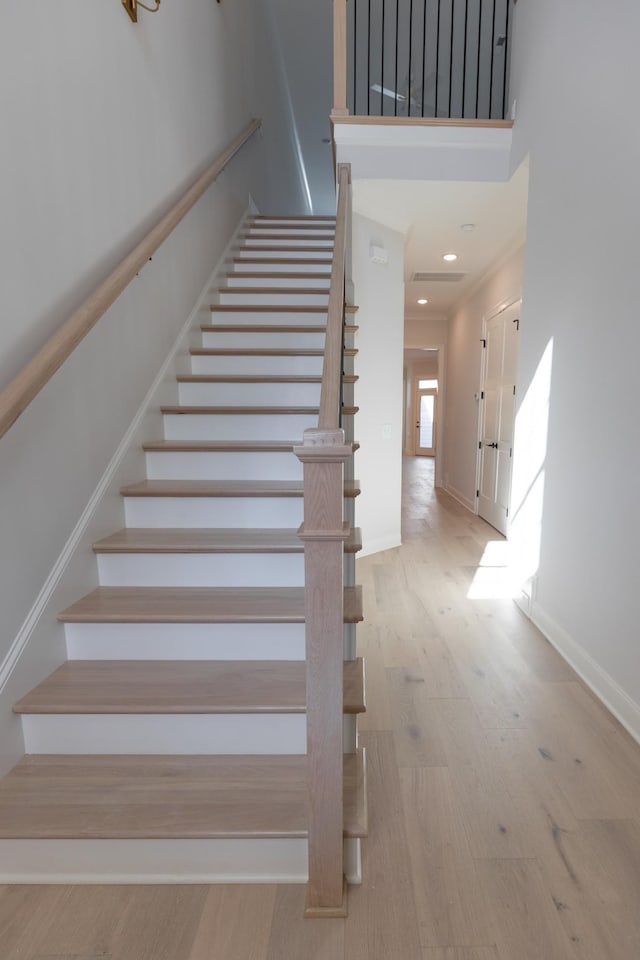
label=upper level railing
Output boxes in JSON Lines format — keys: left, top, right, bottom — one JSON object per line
{"left": 0, "top": 118, "right": 262, "bottom": 441}
{"left": 333, "top": 0, "right": 514, "bottom": 120}
{"left": 295, "top": 163, "right": 353, "bottom": 916}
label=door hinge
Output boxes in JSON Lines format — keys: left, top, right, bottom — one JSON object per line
{"left": 476, "top": 489, "right": 480, "bottom": 498}
{"left": 479, "top": 441, "right": 482, "bottom": 450}
{"left": 513, "top": 385, "right": 516, "bottom": 396}
{"left": 506, "top": 507, "right": 509, "bottom": 518}
{"left": 480, "top": 338, "right": 486, "bottom": 348}
{"left": 509, "top": 447, "right": 513, "bottom": 458}
{"left": 480, "top": 390, "right": 485, "bottom": 400}
{"left": 513, "top": 317, "right": 520, "bottom": 331}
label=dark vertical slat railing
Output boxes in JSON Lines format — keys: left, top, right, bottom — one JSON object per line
{"left": 347, "top": 0, "right": 513, "bottom": 119}
{"left": 476, "top": 0, "right": 483, "bottom": 116}
{"left": 502, "top": 0, "right": 510, "bottom": 118}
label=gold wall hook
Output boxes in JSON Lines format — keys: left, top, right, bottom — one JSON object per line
{"left": 121, "top": 0, "right": 161, "bottom": 23}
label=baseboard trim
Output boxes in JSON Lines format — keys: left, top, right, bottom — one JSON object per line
{"left": 529, "top": 601, "right": 640, "bottom": 746}
{"left": 444, "top": 483, "right": 475, "bottom": 513}
{"left": 0, "top": 211, "right": 250, "bottom": 699}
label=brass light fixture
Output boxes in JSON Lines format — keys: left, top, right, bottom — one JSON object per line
{"left": 122, "top": 0, "right": 161, "bottom": 22}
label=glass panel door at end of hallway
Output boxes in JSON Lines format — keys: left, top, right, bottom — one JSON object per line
{"left": 416, "top": 388, "right": 437, "bottom": 457}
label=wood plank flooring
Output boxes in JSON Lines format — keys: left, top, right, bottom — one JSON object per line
{"left": 4, "top": 457, "right": 640, "bottom": 958}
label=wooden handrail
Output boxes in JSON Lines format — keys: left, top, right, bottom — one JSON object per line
{"left": 318, "top": 163, "right": 351, "bottom": 429}
{"left": 0, "top": 118, "right": 262, "bottom": 440}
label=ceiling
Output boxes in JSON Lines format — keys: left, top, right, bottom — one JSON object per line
{"left": 352, "top": 162, "right": 529, "bottom": 315}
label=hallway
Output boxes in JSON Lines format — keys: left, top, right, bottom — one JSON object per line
{"left": 2, "top": 458, "right": 640, "bottom": 958}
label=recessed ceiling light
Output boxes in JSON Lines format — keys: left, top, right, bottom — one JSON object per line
{"left": 460, "top": 223, "right": 475, "bottom": 232}
{"left": 442, "top": 253, "right": 458, "bottom": 262}
{"left": 417, "top": 298, "right": 428, "bottom": 305}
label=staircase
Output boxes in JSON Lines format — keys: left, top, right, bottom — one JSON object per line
{"left": 0, "top": 214, "right": 366, "bottom": 897}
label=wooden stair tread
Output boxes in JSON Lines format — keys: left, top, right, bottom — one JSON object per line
{"left": 215, "top": 287, "right": 330, "bottom": 296}
{"left": 0, "top": 750, "right": 366, "bottom": 840}
{"left": 158, "top": 405, "right": 358, "bottom": 416}
{"left": 120, "top": 479, "right": 361, "bottom": 498}
{"left": 222, "top": 272, "right": 332, "bottom": 280}
{"left": 209, "top": 305, "right": 328, "bottom": 314}
{"left": 191, "top": 347, "right": 357, "bottom": 357}
{"left": 143, "top": 439, "right": 305, "bottom": 453}
{"left": 93, "top": 526, "right": 363, "bottom": 555}
{"left": 230, "top": 258, "right": 333, "bottom": 266}
{"left": 191, "top": 346, "right": 324, "bottom": 356}
{"left": 13, "top": 658, "right": 365, "bottom": 715}
{"left": 55, "top": 585, "right": 364, "bottom": 625}
{"left": 234, "top": 246, "right": 336, "bottom": 254}
{"left": 252, "top": 215, "right": 336, "bottom": 221}
{"left": 238, "top": 234, "right": 334, "bottom": 242}
{"left": 201, "top": 324, "right": 327, "bottom": 334}
{"left": 176, "top": 374, "right": 359, "bottom": 384}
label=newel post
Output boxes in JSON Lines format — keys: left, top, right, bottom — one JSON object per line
{"left": 332, "top": 0, "right": 349, "bottom": 117}
{"left": 295, "top": 427, "right": 352, "bottom": 917}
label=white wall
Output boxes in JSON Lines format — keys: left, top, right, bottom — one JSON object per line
{"left": 0, "top": 0, "right": 303, "bottom": 770}
{"left": 508, "top": 1, "right": 640, "bottom": 735}
{"left": 352, "top": 214, "right": 405, "bottom": 556}
{"left": 443, "top": 247, "right": 524, "bottom": 509}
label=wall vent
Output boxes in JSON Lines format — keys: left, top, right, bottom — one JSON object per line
{"left": 412, "top": 271, "right": 466, "bottom": 282}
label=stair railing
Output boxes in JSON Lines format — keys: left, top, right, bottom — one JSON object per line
{"left": 0, "top": 118, "right": 262, "bottom": 440}
{"left": 295, "top": 162, "right": 352, "bottom": 917}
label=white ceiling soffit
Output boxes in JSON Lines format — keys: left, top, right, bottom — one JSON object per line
{"left": 353, "top": 160, "right": 529, "bottom": 313}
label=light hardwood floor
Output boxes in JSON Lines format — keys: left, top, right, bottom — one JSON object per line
{"left": 3, "top": 456, "right": 640, "bottom": 959}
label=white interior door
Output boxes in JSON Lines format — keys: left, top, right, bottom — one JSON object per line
{"left": 477, "top": 301, "right": 519, "bottom": 535}
{"left": 416, "top": 388, "right": 437, "bottom": 456}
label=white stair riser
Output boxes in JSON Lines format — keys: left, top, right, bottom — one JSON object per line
{"left": 233, "top": 248, "right": 332, "bottom": 262}
{"left": 145, "top": 451, "right": 303, "bottom": 482}
{"left": 162, "top": 413, "right": 317, "bottom": 442}
{"left": 217, "top": 291, "right": 329, "bottom": 307}
{"left": 208, "top": 310, "right": 327, "bottom": 326}
{"left": 0, "top": 838, "right": 361, "bottom": 885}
{"left": 201, "top": 331, "right": 325, "bottom": 349}
{"left": 190, "top": 355, "right": 323, "bottom": 376}
{"left": 238, "top": 237, "right": 334, "bottom": 249}
{"left": 246, "top": 226, "right": 335, "bottom": 237}
{"left": 178, "top": 382, "right": 321, "bottom": 406}
{"left": 124, "top": 496, "right": 304, "bottom": 528}
{"left": 21, "top": 714, "right": 307, "bottom": 755}
{"left": 65, "top": 622, "right": 307, "bottom": 660}
{"left": 249, "top": 218, "right": 336, "bottom": 228}
{"left": 96, "top": 552, "right": 305, "bottom": 588}
{"left": 231, "top": 260, "right": 332, "bottom": 274}
{"left": 0, "top": 839, "right": 308, "bottom": 884}
{"left": 224, "top": 276, "right": 331, "bottom": 289}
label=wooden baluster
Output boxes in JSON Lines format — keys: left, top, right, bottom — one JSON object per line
{"left": 333, "top": 0, "right": 349, "bottom": 116}
{"left": 295, "top": 428, "right": 352, "bottom": 917}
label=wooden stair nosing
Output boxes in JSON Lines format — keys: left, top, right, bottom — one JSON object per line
{"left": 55, "top": 585, "right": 363, "bottom": 625}
{"left": 176, "top": 374, "right": 359, "bottom": 384}
{"left": 252, "top": 215, "right": 337, "bottom": 221}
{"left": 93, "top": 526, "right": 363, "bottom": 555}
{"left": 222, "top": 272, "right": 332, "bottom": 280}
{"left": 209, "top": 304, "right": 328, "bottom": 314}
{"left": 233, "top": 246, "right": 335, "bottom": 254}
{"left": 200, "top": 324, "right": 327, "bottom": 334}
{"left": 12, "top": 657, "right": 365, "bottom": 715}
{"left": 214, "top": 287, "right": 330, "bottom": 296}
{"left": 190, "top": 347, "right": 357, "bottom": 357}
{"left": 156, "top": 405, "right": 358, "bottom": 417}
{"left": 238, "top": 234, "right": 335, "bottom": 242}
{"left": 190, "top": 347, "right": 324, "bottom": 357}
{"left": 141, "top": 439, "right": 360, "bottom": 454}
{"left": 0, "top": 750, "right": 366, "bottom": 840}
{"left": 119, "top": 479, "right": 361, "bottom": 498}
{"left": 229, "top": 258, "right": 333, "bottom": 266}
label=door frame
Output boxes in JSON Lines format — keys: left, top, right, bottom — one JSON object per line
{"left": 403, "top": 343, "right": 446, "bottom": 486}
{"left": 474, "top": 296, "right": 521, "bottom": 528}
